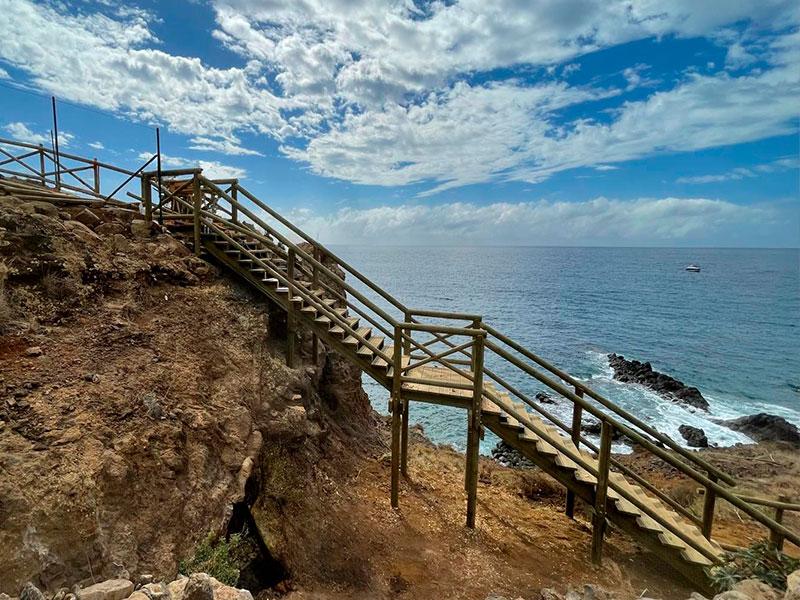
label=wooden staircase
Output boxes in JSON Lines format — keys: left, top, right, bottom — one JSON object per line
{"left": 2, "top": 137, "right": 797, "bottom": 592}
{"left": 201, "top": 224, "right": 724, "bottom": 585}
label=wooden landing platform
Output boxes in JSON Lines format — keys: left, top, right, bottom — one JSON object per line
{"left": 400, "top": 356, "right": 504, "bottom": 409}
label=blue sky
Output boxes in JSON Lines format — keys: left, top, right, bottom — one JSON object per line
{"left": 0, "top": 0, "right": 797, "bottom": 246}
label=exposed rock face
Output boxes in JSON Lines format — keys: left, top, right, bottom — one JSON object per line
{"left": 535, "top": 391, "right": 557, "bottom": 404}
{"left": 724, "top": 413, "right": 800, "bottom": 446}
{"left": 0, "top": 194, "right": 377, "bottom": 591}
{"left": 607, "top": 353, "right": 709, "bottom": 411}
{"left": 678, "top": 424, "right": 709, "bottom": 448}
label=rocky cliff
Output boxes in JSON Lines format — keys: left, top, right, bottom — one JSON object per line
{"left": 0, "top": 190, "right": 378, "bottom": 591}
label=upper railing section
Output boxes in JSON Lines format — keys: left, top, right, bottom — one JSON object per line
{"left": 1, "top": 137, "right": 796, "bottom": 558}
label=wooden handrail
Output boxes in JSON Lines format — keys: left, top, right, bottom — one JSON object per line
{"left": 481, "top": 322, "right": 735, "bottom": 486}
{"left": 233, "top": 183, "right": 410, "bottom": 317}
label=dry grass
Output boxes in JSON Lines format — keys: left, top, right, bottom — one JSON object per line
{"left": 41, "top": 271, "right": 79, "bottom": 302}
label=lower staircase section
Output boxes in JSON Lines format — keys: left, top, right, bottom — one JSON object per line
{"left": 482, "top": 397, "right": 723, "bottom": 585}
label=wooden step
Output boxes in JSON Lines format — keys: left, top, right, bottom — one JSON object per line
{"left": 344, "top": 327, "right": 372, "bottom": 347}
{"left": 357, "top": 336, "right": 384, "bottom": 357}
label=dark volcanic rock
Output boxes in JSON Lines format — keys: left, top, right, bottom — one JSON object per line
{"left": 678, "top": 424, "right": 708, "bottom": 448}
{"left": 724, "top": 413, "right": 800, "bottom": 445}
{"left": 535, "top": 391, "right": 556, "bottom": 404}
{"left": 581, "top": 419, "right": 625, "bottom": 442}
{"left": 607, "top": 353, "right": 709, "bottom": 411}
{"left": 491, "top": 441, "right": 535, "bottom": 468}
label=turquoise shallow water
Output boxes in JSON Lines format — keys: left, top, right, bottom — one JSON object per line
{"left": 331, "top": 246, "right": 800, "bottom": 453}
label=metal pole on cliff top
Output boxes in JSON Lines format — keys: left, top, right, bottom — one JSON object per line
{"left": 156, "top": 127, "right": 163, "bottom": 226}
{"left": 51, "top": 96, "right": 61, "bottom": 190}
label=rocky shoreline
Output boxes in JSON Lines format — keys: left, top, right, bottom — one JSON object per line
{"left": 607, "top": 353, "right": 709, "bottom": 410}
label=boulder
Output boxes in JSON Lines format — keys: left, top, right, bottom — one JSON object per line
{"left": 679, "top": 424, "right": 709, "bottom": 448}
{"left": 712, "top": 593, "right": 751, "bottom": 600}
{"left": 730, "top": 578, "right": 781, "bottom": 599}
{"left": 535, "top": 391, "right": 556, "bottom": 404}
{"left": 19, "top": 583, "right": 45, "bottom": 600}
{"left": 208, "top": 578, "right": 253, "bottom": 600}
{"left": 24, "top": 346, "right": 42, "bottom": 357}
{"left": 130, "top": 220, "right": 152, "bottom": 238}
{"left": 94, "top": 222, "right": 128, "bottom": 236}
{"left": 19, "top": 201, "right": 59, "bottom": 218}
{"left": 63, "top": 220, "right": 100, "bottom": 242}
{"left": 182, "top": 574, "right": 213, "bottom": 600}
{"left": 100, "top": 207, "right": 138, "bottom": 223}
{"left": 73, "top": 209, "right": 102, "bottom": 228}
{"left": 786, "top": 569, "right": 800, "bottom": 600}
{"left": 723, "top": 414, "right": 800, "bottom": 446}
{"left": 76, "top": 579, "right": 134, "bottom": 600}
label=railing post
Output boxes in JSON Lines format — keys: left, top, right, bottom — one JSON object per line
{"left": 591, "top": 420, "right": 613, "bottom": 565}
{"left": 231, "top": 183, "right": 239, "bottom": 223}
{"left": 466, "top": 331, "right": 484, "bottom": 529}
{"left": 286, "top": 248, "right": 297, "bottom": 369}
{"left": 701, "top": 474, "right": 718, "bottom": 540}
{"left": 402, "top": 310, "right": 412, "bottom": 355}
{"left": 770, "top": 495, "right": 789, "bottom": 551}
{"left": 38, "top": 145, "right": 45, "bottom": 185}
{"left": 92, "top": 159, "right": 100, "bottom": 194}
{"left": 192, "top": 175, "right": 202, "bottom": 256}
{"left": 142, "top": 174, "right": 152, "bottom": 223}
{"left": 566, "top": 387, "right": 584, "bottom": 519}
{"left": 311, "top": 247, "right": 320, "bottom": 361}
{"left": 391, "top": 325, "right": 403, "bottom": 508}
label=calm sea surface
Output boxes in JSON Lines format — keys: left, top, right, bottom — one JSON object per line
{"left": 331, "top": 246, "right": 800, "bottom": 453}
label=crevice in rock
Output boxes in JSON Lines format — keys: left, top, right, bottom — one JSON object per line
{"left": 226, "top": 502, "right": 287, "bottom": 595}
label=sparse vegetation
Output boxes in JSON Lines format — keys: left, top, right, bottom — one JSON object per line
{"left": 0, "top": 262, "right": 13, "bottom": 331}
{"left": 709, "top": 541, "right": 800, "bottom": 592}
{"left": 179, "top": 530, "right": 259, "bottom": 586}
{"left": 41, "top": 271, "right": 79, "bottom": 302}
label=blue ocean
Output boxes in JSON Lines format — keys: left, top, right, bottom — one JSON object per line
{"left": 332, "top": 246, "right": 800, "bottom": 453}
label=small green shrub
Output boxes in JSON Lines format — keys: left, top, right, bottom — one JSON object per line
{"left": 709, "top": 542, "right": 800, "bottom": 592}
{"left": 179, "top": 531, "right": 258, "bottom": 586}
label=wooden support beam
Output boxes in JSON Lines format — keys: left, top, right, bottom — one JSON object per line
{"left": 466, "top": 333, "right": 484, "bottom": 529}
{"left": 312, "top": 246, "right": 320, "bottom": 361}
{"left": 142, "top": 174, "right": 152, "bottom": 223}
{"left": 286, "top": 248, "right": 297, "bottom": 369}
{"left": 701, "top": 474, "right": 718, "bottom": 540}
{"left": 192, "top": 175, "right": 202, "bottom": 256}
{"left": 92, "top": 159, "right": 100, "bottom": 194}
{"left": 391, "top": 326, "right": 403, "bottom": 508}
{"left": 566, "top": 387, "right": 584, "bottom": 519}
{"left": 231, "top": 184, "right": 239, "bottom": 223}
{"left": 38, "top": 145, "right": 45, "bottom": 185}
{"left": 400, "top": 396, "right": 410, "bottom": 476}
{"left": 591, "top": 421, "right": 613, "bottom": 564}
{"left": 770, "top": 495, "right": 789, "bottom": 551}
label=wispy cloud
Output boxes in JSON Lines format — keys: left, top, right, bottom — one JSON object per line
{"left": 137, "top": 152, "right": 246, "bottom": 180}
{"left": 3, "top": 121, "right": 74, "bottom": 147}
{"left": 188, "top": 135, "right": 263, "bottom": 157}
{"left": 281, "top": 197, "right": 793, "bottom": 247}
{"left": 677, "top": 157, "right": 799, "bottom": 184}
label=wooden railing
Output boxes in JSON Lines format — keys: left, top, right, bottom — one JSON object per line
{"left": 2, "top": 138, "right": 796, "bottom": 572}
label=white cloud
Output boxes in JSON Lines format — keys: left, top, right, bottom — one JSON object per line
{"left": 88, "top": 141, "right": 105, "bottom": 150}
{"left": 0, "top": 66, "right": 9, "bottom": 79}
{"left": 188, "top": 135, "right": 263, "bottom": 156}
{"left": 0, "top": 0, "right": 798, "bottom": 196}
{"left": 138, "top": 152, "right": 246, "bottom": 180}
{"left": 0, "top": 0, "right": 288, "bottom": 141}
{"left": 3, "top": 122, "right": 74, "bottom": 147}
{"left": 4, "top": 121, "right": 48, "bottom": 145}
{"left": 282, "top": 196, "right": 792, "bottom": 246}
{"left": 677, "top": 156, "right": 799, "bottom": 184}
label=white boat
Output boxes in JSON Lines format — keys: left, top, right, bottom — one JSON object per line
{"left": 685, "top": 264, "right": 701, "bottom": 272}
